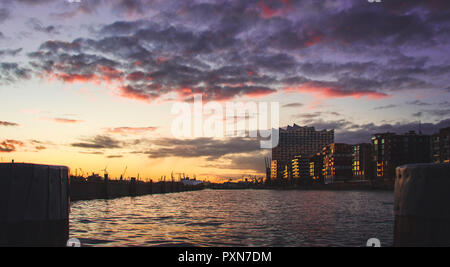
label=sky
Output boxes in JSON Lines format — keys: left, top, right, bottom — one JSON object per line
{"left": 0, "top": 0, "right": 449, "bottom": 181}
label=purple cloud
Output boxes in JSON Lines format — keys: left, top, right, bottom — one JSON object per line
{"left": 0, "top": 0, "right": 446, "bottom": 103}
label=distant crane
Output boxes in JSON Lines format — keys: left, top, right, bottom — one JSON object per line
{"left": 120, "top": 166, "right": 127, "bottom": 180}
{"left": 99, "top": 165, "right": 108, "bottom": 175}
{"left": 99, "top": 165, "right": 109, "bottom": 180}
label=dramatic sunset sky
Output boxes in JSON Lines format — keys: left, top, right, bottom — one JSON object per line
{"left": 1, "top": 0, "right": 449, "bottom": 181}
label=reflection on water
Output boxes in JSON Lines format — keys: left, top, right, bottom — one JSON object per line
{"left": 69, "top": 189, "right": 394, "bottom": 247}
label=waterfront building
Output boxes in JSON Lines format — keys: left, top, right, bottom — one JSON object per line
{"left": 272, "top": 124, "right": 334, "bottom": 163}
{"left": 291, "top": 155, "right": 310, "bottom": 181}
{"left": 265, "top": 157, "right": 272, "bottom": 183}
{"left": 270, "top": 160, "right": 285, "bottom": 181}
{"left": 432, "top": 127, "right": 450, "bottom": 163}
{"left": 283, "top": 164, "right": 291, "bottom": 180}
{"left": 309, "top": 153, "right": 324, "bottom": 183}
{"left": 352, "top": 143, "right": 374, "bottom": 181}
{"left": 323, "top": 143, "right": 353, "bottom": 184}
{"left": 270, "top": 124, "right": 333, "bottom": 184}
{"left": 291, "top": 156, "right": 300, "bottom": 180}
{"left": 372, "top": 131, "right": 431, "bottom": 181}
{"left": 432, "top": 133, "right": 440, "bottom": 163}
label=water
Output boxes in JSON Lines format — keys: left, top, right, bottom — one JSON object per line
{"left": 69, "top": 189, "right": 394, "bottom": 247}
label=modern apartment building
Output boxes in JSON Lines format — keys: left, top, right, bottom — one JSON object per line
{"left": 270, "top": 160, "right": 285, "bottom": 181}
{"left": 272, "top": 124, "right": 334, "bottom": 163}
{"left": 270, "top": 124, "right": 334, "bottom": 183}
{"left": 291, "top": 155, "right": 310, "bottom": 180}
{"left": 323, "top": 143, "right": 353, "bottom": 184}
{"left": 352, "top": 143, "right": 374, "bottom": 181}
{"left": 372, "top": 131, "right": 431, "bottom": 181}
{"left": 432, "top": 127, "right": 450, "bottom": 163}
{"left": 309, "top": 152, "right": 324, "bottom": 184}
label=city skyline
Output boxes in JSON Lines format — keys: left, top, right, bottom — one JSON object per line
{"left": 1, "top": 0, "right": 450, "bottom": 181}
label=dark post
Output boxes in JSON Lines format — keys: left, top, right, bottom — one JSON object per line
{"left": 130, "top": 178, "right": 137, "bottom": 197}
{"left": 0, "top": 163, "right": 70, "bottom": 247}
{"left": 394, "top": 163, "right": 450, "bottom": 247}
{"left": 104, "top": 173, "right": 109, "bottom": 199}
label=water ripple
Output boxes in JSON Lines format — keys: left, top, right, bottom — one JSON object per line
{"left": 69, "top": 189, "right": 394, "bottom": 247}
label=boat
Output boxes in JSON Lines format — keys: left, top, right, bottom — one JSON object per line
{"left": 180, "top": 174, "right": 203, "bottom": 186}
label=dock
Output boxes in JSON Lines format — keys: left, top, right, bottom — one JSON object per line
{"left": 0, "top": 163, "right": 70, "bottom": 247}
{"left": 70, "top": 176, "right": 204, "bottom": 202}
{"left": 0, "top": 163, "right": 204, "bottom": 246}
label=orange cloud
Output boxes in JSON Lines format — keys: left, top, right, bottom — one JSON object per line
{"left": 118, "top": 85, "right": 152, "bottom": 102}
{"left": 105, "top": 127, "right": 158, "bottom": 135}
{"left": 245, "top": 88, "right": 276, "bottom": 98}
{"left": 0, "top": 140, "right": 24, "bottom": 153}
{"left": 51, "top": 64, "right": 124, "bottom": 86}
{"left": 58, "top": 73, "right": 100, "bottom": 83}
{"left": 53, "top": 118, "right": 84, "bottom": 124}
{"left": 41, "top": 117, "right": 84, "bottom": 124}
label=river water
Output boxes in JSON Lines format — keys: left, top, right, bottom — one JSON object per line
{"left": 69, "top": 189, "right": 394, "bottom": 247}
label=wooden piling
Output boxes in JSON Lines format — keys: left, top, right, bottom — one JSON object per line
{"left": 130, "top": 178, "right": 137, "bottom": 197}
{"left": 0, "top": 163, "right": 70, "bottom": 247}
{"left": 394, "top": 163, "right": 450, "bottom": 247}
{"left": 104, "top": 173, "right": 109, "bottom": 199}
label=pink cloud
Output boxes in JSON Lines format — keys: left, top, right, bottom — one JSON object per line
{"left": 118, "top": 85, "right": 152, "bottom": 102}
{"left": 284, "top": 82, "right": 390, "bottom": 100}
{"left": 105, "top": 127, "right": 158, "bottom": 135}
{"left": 258, "top": 0, "right": 291, "bottom": 19}
{"left": 53, "top": 118, "right": 84, "bottom": 124}
{"left": 41, "top": 117, "right": 84, "bottom": 124}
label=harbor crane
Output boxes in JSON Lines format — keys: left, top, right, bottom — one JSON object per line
{"left": 120, "top": 166, "right": 127, "bottom": 180}
{"left": 100, "top": 165, "right": 108, "bottom": 175}
{"left": 98, "top": 166, "right": 109, "bottom": 181}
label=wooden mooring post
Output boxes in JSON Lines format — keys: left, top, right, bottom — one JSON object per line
{"left": 394, "top": 163, "right": 450, "bottom": 247}
{"left": 0, "top": 163, "right": 70, "bottom": 247}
